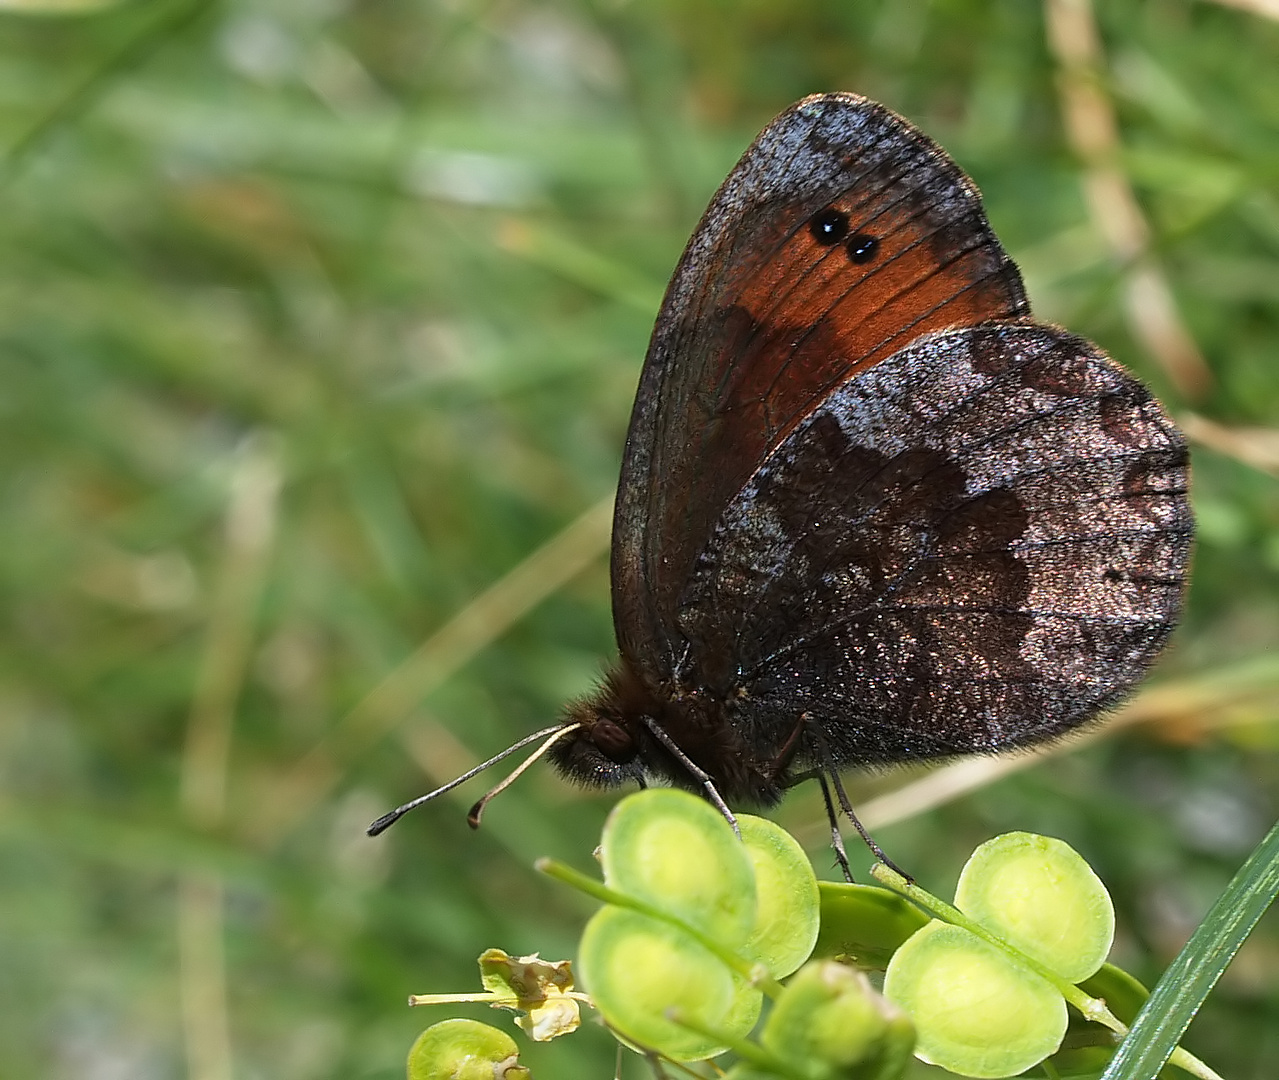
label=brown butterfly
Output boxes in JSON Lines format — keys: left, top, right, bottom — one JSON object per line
{"left": 370, "top": 93, "right": 1192, "bottom": 866}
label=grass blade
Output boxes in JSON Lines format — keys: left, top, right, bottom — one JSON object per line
{"left": 1100, "top": 818, "right": 1279, "bottom": 1080}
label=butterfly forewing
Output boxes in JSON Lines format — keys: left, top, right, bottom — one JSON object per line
{"left": 612, "top": 93, "right": 1030, "bottom": 688}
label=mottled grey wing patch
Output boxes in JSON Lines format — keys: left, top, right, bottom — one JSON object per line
{"left": 676, "top": 323, "right": 1192, "bottom": 768}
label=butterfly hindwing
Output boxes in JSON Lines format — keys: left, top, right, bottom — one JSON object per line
{"left": 676, "top": 324, "right": 1192, "bottom": 770}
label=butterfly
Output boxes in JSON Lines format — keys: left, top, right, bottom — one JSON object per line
{"left": 370, "top": 92, "right": 1193, "bottom": 863}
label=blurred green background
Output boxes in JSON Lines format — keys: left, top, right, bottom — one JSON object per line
{"left": 1, "top": 0, "right": 1277, "bottom": 1077}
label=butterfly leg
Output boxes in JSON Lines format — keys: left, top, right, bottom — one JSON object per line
{"left": 803, "top": 726, "right": 911, "bottom": 879}
{"left": 816, "top": 774, "right": 855, "bottom": 882}
{"left": 782, "top": 766, "right": 854, "bottom": 881}
{"left": 639, "top": 714, "right": 740, "bottom": 837}
{"left": 826, "top": 768, "right": 911, "bottom": 881}
{"left": 764, "top": 710, "right": 810, "bottom": 784}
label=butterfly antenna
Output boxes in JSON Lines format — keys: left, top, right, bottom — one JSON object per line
{"left": 367, "top": 722, "right": 571, "bottom": 836}
{"left": 466, "top": 723, "right": 582, "bottom": 828}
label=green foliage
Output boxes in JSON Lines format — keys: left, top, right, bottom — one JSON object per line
{"left": 0, "top": 2, "right": 1277, "bottom": 1078}
{"left": 580, "top": 904, "right": 763, "bottom": 1061}
{"left": 577, "top": 789, "right": 821, "bottom": 1059}
{"left": 528, "top": 789, "right": 910, "bottom": 1075}
{"left": 745, "top": 962, "right": 913, "bottom": 1080}
{"left": 1100, "top": 816, "right": 1279, "bottom": 1080}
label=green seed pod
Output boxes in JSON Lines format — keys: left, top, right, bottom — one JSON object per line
{"left": 407, "top": 1019, "right": 529, "bottom": 1080}
{"left": 955, "top": 832, "right": 1115, "bottom": 983}
{"left": 578, "top": 905, "right": 761, "bottom": 1061}
{"left": 738, "top": 815, "right": 820, "bottom": 977}
{"left": 812, "top": 881, "right": 931, "bottom": 969}
{"left": 761, "top": 960, "right": 911, "bottom": 1071}
{"left": 884, "top": 921, "right": 1067, "bottom": 1078}
{"left": 600, "top": 788, "right": 757, "bottom": 946}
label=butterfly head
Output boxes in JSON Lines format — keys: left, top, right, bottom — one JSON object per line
{"left": 550, "top": 670, "right": 648, "bottom": 790}
{"left": 551, "top": 660, "right": 791, "bottom": 811}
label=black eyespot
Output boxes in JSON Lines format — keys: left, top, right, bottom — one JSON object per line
{"left": 809, "top": 207, "right": 849, "bottom": 245}
{"left": 847, "top": 233, "right": 879, "bottom": 264}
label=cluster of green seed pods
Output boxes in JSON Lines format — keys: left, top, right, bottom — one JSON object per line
{"left": 404, "top": 790, "right": 1170, "bottom": 1080}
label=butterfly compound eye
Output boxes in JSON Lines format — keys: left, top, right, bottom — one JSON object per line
{"left": 547, "top": 717, "right": 644, "bottom": 791}
{"left": 809, "top": 207, "right": 850, "bottom": 244}
{"left": 591, "top": 718, "right": 637, "bottom": 763}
